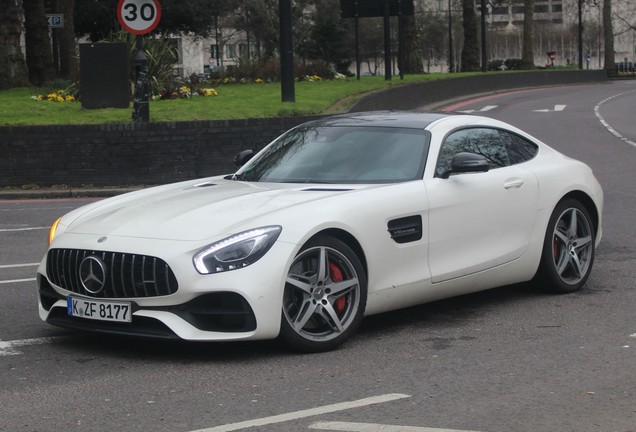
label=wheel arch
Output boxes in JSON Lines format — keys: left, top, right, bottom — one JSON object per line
{"left": 307, "top": 228, "right": 368, "bottom": 277}
{"left": 559, "top": 190, "right": 600, "bottom": 237}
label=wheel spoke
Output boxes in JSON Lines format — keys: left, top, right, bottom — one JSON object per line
{"left": 554, "top": 227, "right": 569, "bottom": 244}
{"left": 568, "top": 208, "right": 578, "bottom": 236}
{"left": 292, "top": 300, "right": 318, "bottom": 331}
{"left": 574, "top": 235, "right": 592, "bottom": 250}
{"left": 320, "top": 303, "right": 345, "bottom": 333}
{"left": 317, "top": 247, "right": 328, "bottom": 284}
{"left": 326, "top": 277, "right": 358, "bottom": 296}
{"left": 569, "top": 252, "right": 583, "bottom": 278}
{"left": 555, "top": 252, "right": 569, "bottom": 276}
{"left": 286, "top": 274, "right": 313, "bottom": 294}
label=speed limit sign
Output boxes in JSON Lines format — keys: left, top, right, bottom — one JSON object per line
{"left": 117, "top": 0, "right": 161, "bottom": 35}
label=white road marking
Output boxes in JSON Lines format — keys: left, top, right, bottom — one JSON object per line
{"left": 309, "top": 422, "right": 482, "bottom": 432}
{"left": 0, "top": 263, "right": 40, "bottom": 269}
{"left": 0, "top": 206, "right": 75, "bottom": 212}
{"left": 457, "top": 105, "right": 497, "bottom": 113}
{"left": 0, "top": 278, "right": 36, "bottom": 285}
{"left": 533, "top": 104, "right": 566, "bottom": 112}
{"left": 189, "top": 394, "right": 411, "bottom": 432}
{"left": 0, "top": 336, "right": 70, "bottom": 356}
{"left": 594, "top": 90, "right": 636, "bottom": 148}
{"left": 0, "top": 227, "right": 48, "bottom": 232}
{"left": 630, "top": 333, "right": 636, "bottom": 338}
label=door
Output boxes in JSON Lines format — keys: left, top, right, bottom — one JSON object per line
{"left": 426, "top": 127, "right": 540, "bottom": 283}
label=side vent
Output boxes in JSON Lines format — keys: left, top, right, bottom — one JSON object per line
{"left": 387, "top": 215, "right": 422, "bottom": 244}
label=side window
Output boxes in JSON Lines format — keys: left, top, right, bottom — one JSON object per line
{"left": 436, "top": 128, "right": 509, "bottom": 177}
{"left": 500, "top": 131, "right": 539, "bottom": 164}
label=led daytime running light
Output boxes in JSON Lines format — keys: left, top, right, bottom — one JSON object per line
{"left": 193, "top": 226, "right": 281, "bottom": 274}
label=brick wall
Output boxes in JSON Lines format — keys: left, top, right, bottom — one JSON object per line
{"left": 0, "top": 116, "right": 320, "bottom": 187}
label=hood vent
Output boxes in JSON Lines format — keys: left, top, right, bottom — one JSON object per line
{"left": 194, "top": 182, "right": 217, "bottom": 188}
{"left": 301, "top": 188, "right": 352, "bottom": 192}
{"left": 388, "top": 215, "right": 422, "bottom": 244}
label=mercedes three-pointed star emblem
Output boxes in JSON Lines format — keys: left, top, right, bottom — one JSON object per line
{"left": 79, "top": 255, "right": 107, "bottom": 294}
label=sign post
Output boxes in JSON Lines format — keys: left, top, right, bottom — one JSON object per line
{"left": 117, "top": 0, "right": 162, "bottom": 123}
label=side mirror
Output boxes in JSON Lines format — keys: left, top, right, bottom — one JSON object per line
{"left": 439, "top": 152, "right": 489, "bottom": 179}
{"left": 233, "top": 149, "right": 254, "bottom": 167}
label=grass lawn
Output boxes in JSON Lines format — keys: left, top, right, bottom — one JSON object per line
{"left": 0, "top": 73, "right": 485, "bottom": 126}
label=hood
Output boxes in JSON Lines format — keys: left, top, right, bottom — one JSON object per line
{"left": 62, "top": 178, "right": 361, "bottom": 241}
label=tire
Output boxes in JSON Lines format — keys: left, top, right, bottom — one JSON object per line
{"left": 537, "top": 199, "right": 595, "bottom": 293}
{"left": 279, "top": 235, "right": 367, "bottom": 352}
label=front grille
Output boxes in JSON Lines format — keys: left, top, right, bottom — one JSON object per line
{"left": 47, "top": 249, "right": 178, "bottom": 298}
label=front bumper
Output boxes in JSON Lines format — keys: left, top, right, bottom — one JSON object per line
{"left": 37, "top": 235, "right": 297, "bottom": 342}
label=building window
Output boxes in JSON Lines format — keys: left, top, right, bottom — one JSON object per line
{"left": 225, "top": 44, "right": 236, "bottom": 59}
{"left": 210, "top": 44, "right": 219, "bottom": 59}
{"left": 239, "top": 44, "right": 248, "bottom": 58}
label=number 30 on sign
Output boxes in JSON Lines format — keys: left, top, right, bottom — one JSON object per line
{"left": 117, "top": 0, "right": 162, "bottom": 35}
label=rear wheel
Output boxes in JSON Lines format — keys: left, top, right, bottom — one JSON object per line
{"left": 537, "top": 199, "right": 595, "bottom": 293}
{"left": 279, "top": 235, "right": 367, "bottom": 352}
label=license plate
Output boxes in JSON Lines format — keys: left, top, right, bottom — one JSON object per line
{"left": 67, "top": 297, "right": 132, "bottom": 323}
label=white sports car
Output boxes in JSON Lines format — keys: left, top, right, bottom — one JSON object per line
{"left": 37, "top": 112, "right": 603, "bottom": 352}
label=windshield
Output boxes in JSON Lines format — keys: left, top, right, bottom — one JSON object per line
{"left": 235, "top": 125, "right": 430, "bottom": 183}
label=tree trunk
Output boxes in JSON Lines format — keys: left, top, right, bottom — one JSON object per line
{"left": 400, "top": 15, "right": 423, "bottom": 74}
{"left": 603, "top": 0, "right": 614, "bottom": 72}
{"left": 23, "top": 0, "right": 54, "bottom": 86}
{"left": 58, "top": 0, "right": 78, "bottom": 81}
{"left": 460, "top": 0, "right": 480, "bottom": 72}
{"left": 0, "top": 0, "right": 29, "bottom": 90}
{"left": 520, "top": 0, "right": 535, "bottom": 69}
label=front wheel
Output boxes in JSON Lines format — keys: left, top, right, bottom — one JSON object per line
{"left": 279, "top": 235, "right": 367, "bottom": 352}
{"left": 537, "top": 199, "right": 595, "bottom": 293}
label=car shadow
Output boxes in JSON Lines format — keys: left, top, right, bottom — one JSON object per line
{"left": 51, "top": 280, "right": 602, "bottom": 361}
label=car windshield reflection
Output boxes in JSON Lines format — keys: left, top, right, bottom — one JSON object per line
{"left": 235, "top": 126, "right": 430, "bottom": 184}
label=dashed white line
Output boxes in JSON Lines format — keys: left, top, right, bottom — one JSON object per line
{"left": 0, "top": 278, "right": 36, "bottom": 285}
{"left": 0, "top": 227, "right": 48, "bottom": 232}
{"left": 0, "top": 336, "right": 70, "bottom": 356}
{"left": 457, "top": 105, "right": 498, "bottom": 114}
{"left": 533, "top": 104, "right": 566, "bottom": 112}
{"left": 0, "top": 263, "right": 40, "bottom": 269}
{"left": 594, "top": 89, "right": 636, "bottom": 148}
{"left": 309, "top": 422, "right": 482, "bottom": 432}
{"left": 189, "top": 394, "right": 412, "bottom": 432}
{"left": 630, "top": 333, "right": 636, "bottom": 338}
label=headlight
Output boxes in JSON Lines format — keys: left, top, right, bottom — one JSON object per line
{"left": 193, "top": 226, "right": 282, "bottom": 274}
{"left": 48, "top": 217, "right": 62, "bottom": 245}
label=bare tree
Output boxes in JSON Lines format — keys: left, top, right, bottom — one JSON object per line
{"left": 23, "top": 0, "right": 54, "bottom": 86}
{"left": 58, "top": 0, "right": 78, "bottom": 80}
{"left": 0, "top": 0, "right": 29, "bottom": 89}
{"left": 520, "top": 0, "right": 535, "bottom": 69}
{"left": 461, "top": 0, "right": 480, "bottom": 71}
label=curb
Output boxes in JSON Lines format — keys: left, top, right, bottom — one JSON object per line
{"left": 0, "top": 187, "right": 141, "bottom": 200}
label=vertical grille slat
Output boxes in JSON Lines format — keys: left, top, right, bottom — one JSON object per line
{"left": 130, "top": 255, "right": 138, "bottom": 297}
{"left": 150, "top": 257, "right": 159, "bottom": 297}
{"left": 46, "top": 248, "right": 178, "bottom": 299}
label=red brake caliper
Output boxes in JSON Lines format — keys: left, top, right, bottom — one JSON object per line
{"left": 329, "top": 262, "right": 347, "bottom": 315}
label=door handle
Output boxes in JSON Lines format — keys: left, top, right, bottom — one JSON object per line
{"left": 504, "top": 178, "right": 524, "bottom": 189}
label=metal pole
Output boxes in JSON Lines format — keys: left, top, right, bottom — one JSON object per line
{"left": 355, "top": 15, "right": 361, "bottom": 80}
{"left": 448, "top": 0, "right": 453, "bottom": 73}
{"left": 383, "top": 0, "right": 392, "bottom": 80}
{"left": 398, "top": 0, "right": 404, "bottom": 80}
{"left": 279, "top": 0, "right": 295, "bottom": 102}
{"left": 578, "top": 0, "right": 583, "bottom": 70}
{"left": 480, "top": 0, "right": 487, "bottom": 72}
